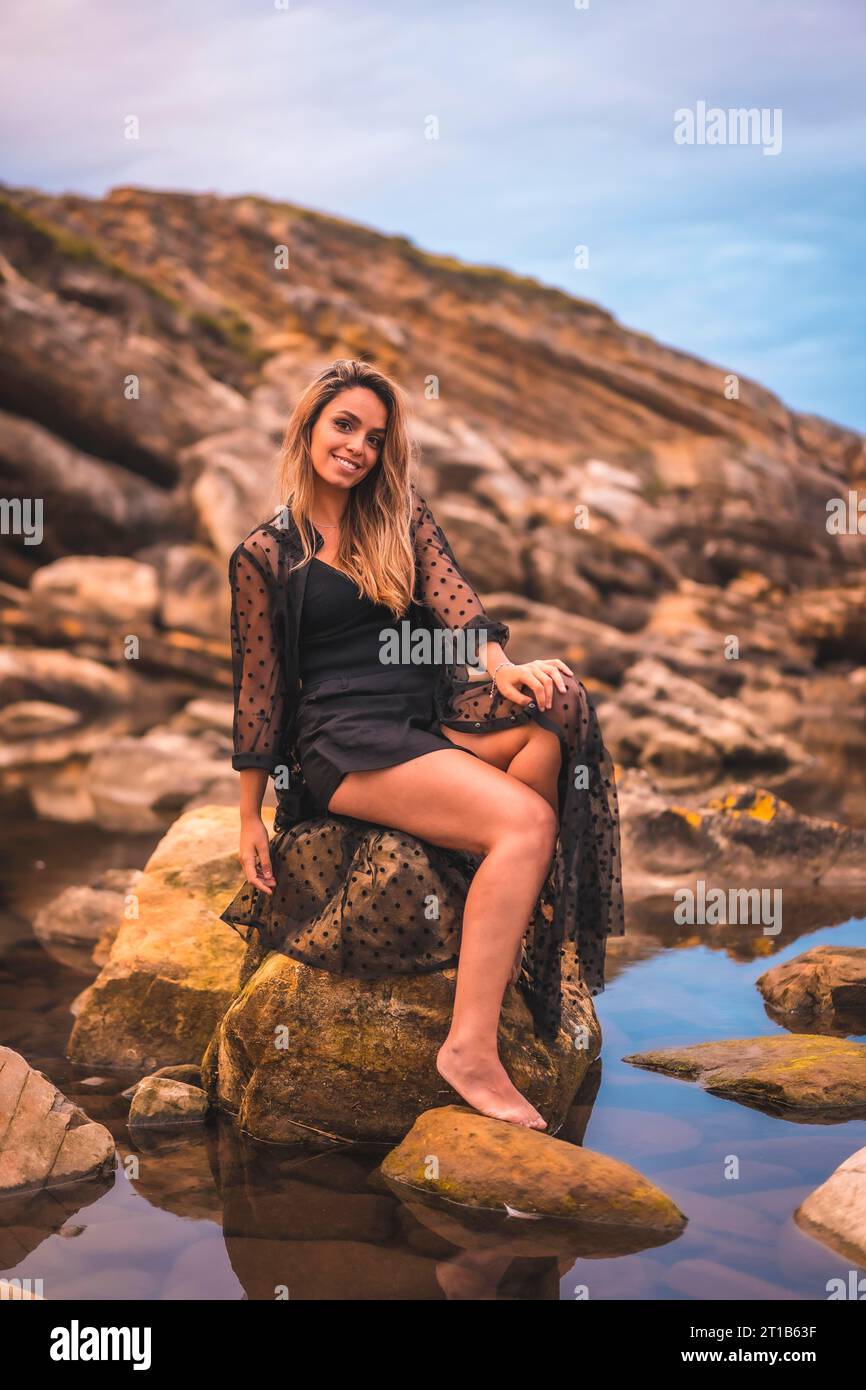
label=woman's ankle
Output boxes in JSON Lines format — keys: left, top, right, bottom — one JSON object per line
{"left": 438, "top": 1033, "right": 501, "bottom": 1067}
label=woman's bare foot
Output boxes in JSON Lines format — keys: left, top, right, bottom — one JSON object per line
{"left": 436, "top": 1041, "right": 547, "bottom": 1129}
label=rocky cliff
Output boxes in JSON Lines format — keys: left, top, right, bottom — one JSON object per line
{"left": 1, "top": 182, "right": 864, "bottom": 826}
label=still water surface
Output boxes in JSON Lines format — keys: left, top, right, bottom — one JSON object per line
{"left": 1, "top": 810, "right": 865, "bottom": 1300}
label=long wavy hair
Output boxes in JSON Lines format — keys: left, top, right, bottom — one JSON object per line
{"left": 274, "top": 359, "right": 418, "bottom": 618}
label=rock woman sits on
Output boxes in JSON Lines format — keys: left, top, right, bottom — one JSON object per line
{"left": 220, "top": 358, "right": 624, "bottom": 1130}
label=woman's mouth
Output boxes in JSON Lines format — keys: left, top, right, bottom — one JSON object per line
{"left": 332, "top": 452, "right": 363, "bottom": 475}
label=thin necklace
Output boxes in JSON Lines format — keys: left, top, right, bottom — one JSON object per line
{"left": 311, "top": 518, "right": 341, "bottom": 528}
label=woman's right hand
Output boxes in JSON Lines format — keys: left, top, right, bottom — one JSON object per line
{"left": 239, "top": 815, "right": 277, "bottom": 895}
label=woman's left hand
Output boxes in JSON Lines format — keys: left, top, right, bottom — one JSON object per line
{"left": 493, "top": 658, "right": 573, "bottom": 710}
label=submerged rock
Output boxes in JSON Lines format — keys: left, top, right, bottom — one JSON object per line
{"left": 795, "top": 1143, "right": 866, "bottom": 1266}
{"left": 380, "top": 1104, "right": 686, "bottom": 1255}
{"left": 757, "top": 946, "right": 866, "bottom": 1035}
{"left": 0, "top": 1046, "right": 115, "bottom": 1197}
{"left": 623, "top": 1035, "right": 866, "bottom": 1122}
{"left": 128, "top": 1076, "right": 208, "bottom": 1128}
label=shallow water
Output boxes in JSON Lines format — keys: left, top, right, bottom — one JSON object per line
{"left": 1, "top": 806, "right": 865, "bottom": 1301}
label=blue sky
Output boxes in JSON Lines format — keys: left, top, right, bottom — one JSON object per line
{"left": 2, "top": 0, "right": 863, "bottom": 431}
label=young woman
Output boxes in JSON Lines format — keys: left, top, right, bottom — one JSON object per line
{"left": 220, "top": 358, "right": 624, "bottom": 1130}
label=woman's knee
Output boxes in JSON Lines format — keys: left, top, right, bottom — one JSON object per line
{"left": 538, "top": 668, "right": 590, "bottom": 747}
{"left": 486, "top": 782, "right": 558, "bottom": 859}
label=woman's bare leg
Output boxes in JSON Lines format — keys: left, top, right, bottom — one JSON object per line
{"left": 440, "top": 718, "right": 562, "bottom": 811}
{"left": 439, "top": 719, "right": 563, "bottom": 981}
{"left": 327, "top": 748, "right": 557, "bottom": 1128}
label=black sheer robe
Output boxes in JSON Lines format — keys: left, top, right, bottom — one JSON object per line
{"left": 223, "top": 483, "right": 624, "bottom": 1042}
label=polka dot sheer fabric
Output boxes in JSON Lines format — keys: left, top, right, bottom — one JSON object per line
{"left": 220, "top": 483, "right": 625, "bottom": 1043}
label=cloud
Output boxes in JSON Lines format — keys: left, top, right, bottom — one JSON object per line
{"left": 1, "top": 0, "right": 863, "bottom": 428}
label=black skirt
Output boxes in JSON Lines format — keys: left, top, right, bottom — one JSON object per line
{"left": 292, "top": 664, "right": 481, "bottom": 813}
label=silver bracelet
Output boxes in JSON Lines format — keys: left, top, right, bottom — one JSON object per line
{"left": 491, "top": 659, "right": 515, "bottom": 692}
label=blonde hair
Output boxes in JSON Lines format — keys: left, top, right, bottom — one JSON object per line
{"left": 275, "top": 359, "right": 418, "bottom": 618}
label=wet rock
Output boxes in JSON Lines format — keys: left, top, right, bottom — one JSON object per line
{"left": 0, "top": 1046, "right": 116, "bottom": 1196}
{"left": 380, "top": 1104, "right": 686, "bottom": 1251}
{"left": 128, "top": 1076, "right": 208, "bottom": 1128}
{"left": 202, "top": 951, "right": 598, "bottom": 1144}
{"left": 120, "top": 1062, "right": 202, "bottom": 1098}
{"left": 794, "top": 1143, "right": 866, "bottom": 1265}
{"left": 623, "top": 1035, "right": 866, "bottom": 1122}
{"left": 757, "top": 946, "right": 866, "bottom": 1034}
{"left": 67, "top": 805, "right": 250, "bottom": 1071}
{"left": 619, "top": 772, "right": 866, "bottom": 898}
{"left": 31, "top": 867, "right": 142, "bottom": 970}
{"left": 0, "top": 701, "right": 80, "bottom": 739}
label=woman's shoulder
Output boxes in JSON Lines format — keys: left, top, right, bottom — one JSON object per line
{"left": 407, "top": 479, "right": 431, "bottom": 533}
{"left": 229, "top": 511, "right": 298, "bottom": 575}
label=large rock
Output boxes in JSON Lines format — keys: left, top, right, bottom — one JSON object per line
{"left": 0, "top": 408, "right": 176, "bottom": 570}
{"left": 202, "top": 950, "right": 599, "bottom": 1144}
{"left": 30, "top": 555, "right": 160, "bottom": 625}
{"left": 380, "top": 1104, "right": 686, "bottom": 1255}
{"left": 67, "top": 805, "right": 250, "bottom": 1071}
{"left": 603, "top": 657, "right": 802, "bottom": 781}
{"left": 757, "top": 946, "right": 866, "bottom": 1034}
{"left": 180, "top": 427, "right": 283, "bottom": 560}
{"left": 0, "top": 235, "right": 247, "bottom": 483}
{"left": 0, "top": 647, "right": 134, "bottom": 770}
{"left": 85, "top": 729, "right": 235, "bottom": 832}
{"left": 623, "top": 1035, "right": 866, "bottom": 1122}
{"left": 31, "top": 867, "right": 142, "bottom": 971}
{"left": 128, "top": 1076, "right": 208, "bottom": 1128}
{"left": 795, "top": 1144, "right": 866, "bottom": 1265}
{"left": 150, "top": 542, "right": 230, "bottom": 637}
{"left": 619, "top": 772, "right": 866, "bottom": 899}
{"left": 423, "top": 497, "right": 515, "bottom": 594}
{"left": 0, "top": 1046, "right": 116, "bottom": 1196}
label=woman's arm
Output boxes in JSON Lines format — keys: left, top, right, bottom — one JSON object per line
{"left": 237, "top": 769, "right": 275, "bottom": 894}
{"left": 409, "top": 484, "right": 572, "bottom": 709}
{"left": 228, "top": 531, "right": 286, "bottom": 893}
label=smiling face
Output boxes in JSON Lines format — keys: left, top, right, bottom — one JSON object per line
{"left": 308, "top": 386, "right": 389, "bottom": 492}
